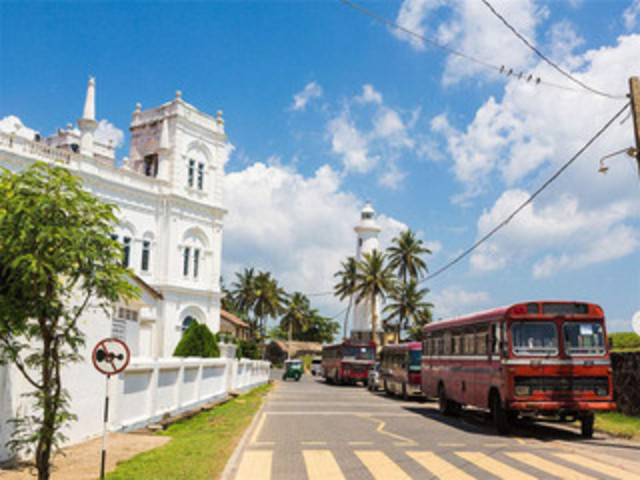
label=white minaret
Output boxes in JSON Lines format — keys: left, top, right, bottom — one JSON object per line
{"left": 351, "top": 203, "right": 382, "bottom": 343}
{"left": 77, "top": 77, "right": 98, "bottom": 157}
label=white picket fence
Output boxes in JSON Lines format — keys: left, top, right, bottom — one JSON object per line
{"left": 0, "top": 356, "right": 271, "bottom": 462}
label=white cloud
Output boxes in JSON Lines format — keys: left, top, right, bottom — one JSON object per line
{"left": 623, "top": 0, "right": 640, "bottom": 31}
{"left": 430, "top": 285, "right": 491, "bottom": 319}
{"left": 223, "top": 162, "right": 408, "bottom": 314}
{"left": 328, "top": 84, "right": 419, "bottom": 188}
{"left": 94, "top": 119, "right": 124, "bottom": 148}
{"left": 355, "top": 84, "right": 383, "bottom": 104}
{"left": 328, "top": 112, "right": 376, "bottom": 173}
{"left": 393, "top": 0, "right": 446, "bottom": 51}
{"left": 291, "top": 81, "right": 323, "bottom": 111}
{"left": 469, "top": 189, "right": 640, "bottom": 277}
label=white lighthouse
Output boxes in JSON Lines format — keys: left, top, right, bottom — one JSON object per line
{"left": 351, "top": 203, "right": 382, "bottom": 343}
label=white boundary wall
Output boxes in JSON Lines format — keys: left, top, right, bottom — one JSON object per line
{"left": 0, "top": 357, "right": 270, "bottom": 462}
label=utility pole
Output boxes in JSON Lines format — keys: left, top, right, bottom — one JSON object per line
{"left": 630, "top": 77, "right": 640, "bottom": 172}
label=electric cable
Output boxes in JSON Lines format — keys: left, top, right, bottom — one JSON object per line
{"left": 480, "top": 0, "right": 626, "bottom": 100}
{"left": 338, "top": 0, "right": 627, "bottom": 99}
{"left": 422, "top": 101, "right": 631, "bottom": 283}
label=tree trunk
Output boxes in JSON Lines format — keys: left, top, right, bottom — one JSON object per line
{"left": 36, "top": 317, "right": 55, "bottom": 480}
{"left": 288, "top": 321, "right": 292, "bottom": 360}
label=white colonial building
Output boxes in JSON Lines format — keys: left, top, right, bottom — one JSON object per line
{"left": 0, "top": 78, "right": 229, "bottom": 357}
{"left": 0, "top": 79, "right": 271, "bottom": 462}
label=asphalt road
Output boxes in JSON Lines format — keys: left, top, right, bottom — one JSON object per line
{"left": 227, "top": 371, "right": 640, "bottom": 479}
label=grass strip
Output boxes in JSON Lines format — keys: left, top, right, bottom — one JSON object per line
{"left": 595, "top": 412, "right": 640, "bottom": 438}
{"left": 107, "top": 383, "right": 273, "bottom": 480}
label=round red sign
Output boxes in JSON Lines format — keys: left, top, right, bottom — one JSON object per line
{"left": 92, "top": 338, "right": 131, "bottom": 375}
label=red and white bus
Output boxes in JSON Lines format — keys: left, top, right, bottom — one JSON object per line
{"left": 322, "top": 341, "right": 376, "bottom": 386}
{"left": 380, "top": 342, "right": 423, "bottom": 399}
{"left": 421, "top": 301, "right": 615, "bottom": 437}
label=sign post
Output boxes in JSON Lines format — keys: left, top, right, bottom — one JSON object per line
{"left": 92, "top": 338, "right": 130, "bottom": 480}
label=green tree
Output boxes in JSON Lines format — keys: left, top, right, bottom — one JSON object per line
{"left": 280, "top": 292, "right": 310, "bottom": 357}
{"left": 297, "top": 311, "right": 340, "bottom": 343}
{"left": 386, "top": 230, "right": 431, "bottom": 342}
{"left": 252, "top": 271, "right": 286, "bottom": 340}
{"left": 173, "top": 322, "right": 220, "bottom": 358}
{"left": 230, "top": 268, "right": 258, "bottom": 338}
{"left": 0, "top": 163, "right": 138, "bottom": 480}
{"left": 353, "top": 250, "right": 395, "bottom": 346}
{"left": 383, "top": 279, "right": 433, "bottom": 343}
{"left": 333, "top": 256, "right": 358, "bottom": 340}
{"left": 406, "top": 306, "right": 434, "bottom": 341}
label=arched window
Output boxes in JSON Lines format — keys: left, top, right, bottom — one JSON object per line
{"left": 185, "top": 145, "right": 209, "bottom": 191}
{"left": 182, "top": 316, "right": 197, "bottom": 334}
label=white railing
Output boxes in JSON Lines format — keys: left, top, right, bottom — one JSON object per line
{"left": 0, "top": 356, "right": 270, "bottom": 462}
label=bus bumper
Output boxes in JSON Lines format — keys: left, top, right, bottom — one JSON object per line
{"left": 509, "top": 401, "right": 616, "bottom": 412}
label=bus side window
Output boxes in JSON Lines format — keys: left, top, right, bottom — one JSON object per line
{"left": 476, "top": 325, "right": 488, "bottom": 355}
{"left": 491, "top": 323, "right": 503, "bottom": 356}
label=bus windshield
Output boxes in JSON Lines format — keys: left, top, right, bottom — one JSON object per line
{"left": 511, "top": 322, "right": 558, "bottom": 356}
{"left": 563, "top": 322, "right": 605, "bottom": 356}
{"left": 409, "top": 350, "right": 421, "bottom": 372}
{"left": 342, "top": 346, "right": 375, "bottom": 360}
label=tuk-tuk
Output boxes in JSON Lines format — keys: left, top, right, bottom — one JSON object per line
{"left": 282, "top": 359, "right": 303, "bottom": 381}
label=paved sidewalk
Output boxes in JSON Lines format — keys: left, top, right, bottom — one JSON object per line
{"left": 0, "top": 433, "right": 170, "bottom": 480}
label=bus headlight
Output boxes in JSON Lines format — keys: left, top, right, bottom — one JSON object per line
{"left": 343, "top": 369, "right": 351, "bottom": 375}
{"left": 515, "top": 385, "right": 531, "bottom": 397}
{"left": 595, "top": 387, "right": 608, "bottom": 397}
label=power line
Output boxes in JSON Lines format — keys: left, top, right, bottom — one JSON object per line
{"left": 480, "top": 0, "right": 626, "bottom": 100}
{"left": 422, "top": 101, "right": 631, "bottom": 283}
{"left": 338, "top": 0, "right": 625, "bottom": 99}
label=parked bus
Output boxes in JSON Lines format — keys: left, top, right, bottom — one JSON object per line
{"left": 380, "top": 342, "right": 422, "bottom": 399}
{"left": 322, "top": 341, "right": 376, "bottom": 386}
{"left": 421, "top": 301, "right": 615, "bottom": 437}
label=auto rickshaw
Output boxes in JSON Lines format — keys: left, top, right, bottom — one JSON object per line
{"left": 282, "top": 359, "right": 303, "bottom": 381}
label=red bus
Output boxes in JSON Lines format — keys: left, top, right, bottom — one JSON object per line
{"left": 421, "top": 301, "right": 615, "bottom": 437}
{"left": 380, "top": 342, "right": 423, "bottom": 399}
{"left": 322, "top": 341, "right": 376, "bottom": 386}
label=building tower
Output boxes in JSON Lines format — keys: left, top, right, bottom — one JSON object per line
{"left": 350, "top": 203, "right": 382, "bottom": 343}
{"left": 77, "top": 77, "right": 97, "bottom": 157}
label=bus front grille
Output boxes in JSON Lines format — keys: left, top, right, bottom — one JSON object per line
{"left": 515, "top": 376, "right": 609, "bottom": 394}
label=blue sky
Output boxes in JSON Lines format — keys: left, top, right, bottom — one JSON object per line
{"left": 2, "top": 0, "right": 639, "bottom": 332}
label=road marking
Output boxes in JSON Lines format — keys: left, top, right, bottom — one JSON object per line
{"left": 553, "top": 453, "right": 638, "bottom": 480}
{"left": 303, "top": 450, "right": 345, "bottom": 480}
{"left": 263, "top": 411, "right": 416, "bottom": 416}
{"left": 484, "top": 443, "right": 508, "bottom": 447}
{"left": 235, "top": 450, "right": 272, "bottom": 480}
{"left": 348, "top": 441, "right": 373, "bottom": 445}
{"left": 407, "top": 451, "right": 476, "bottom": 480}
{"left": 440, "top": 443, "right": 466, "bottom": 447}
{"left": 506, "top": 452, "right": 596, "bottom": 480}
{"left": 358, "top": 414, "right": 418, "bottom": 446}
{"left": 456, "top": 452, "right": 537, "bottom": 480}
{"left": 301, "top": 441, "right": 327, "bottom": 445}
{"left": 514, "top": 437, "right": 526, "bottom": 445}
{"left": 355, "top": 450, "right": 412, "bottom": 480}
{"left": 250, "top": 413, "right": 267, "bottom": 445}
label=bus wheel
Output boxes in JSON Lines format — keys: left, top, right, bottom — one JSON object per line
{"left": 490, "top": 391, "right": 510, "bottom": 434}
{"left": 580, "top": 413, "right": 594, "bottom": 438}
{"left": 438, "top": 384, "right": 453, "bottom": 416}
{"left": 384, "top": 381, "right": 390, "bottom": 395}
{"left": 402, "top": 383, "right": 409, "bottom": 401}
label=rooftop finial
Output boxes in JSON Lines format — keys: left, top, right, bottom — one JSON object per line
{"left": 176, "top": 90, "right": 182, "bottom": 99}
{"left": 82, "top": 76, "right": 96, "bottom": 121}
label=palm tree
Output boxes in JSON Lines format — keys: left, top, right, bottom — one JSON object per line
{"left": 386, "top": 230, "right": 431, "bottom": 341}
{"left": 253, "top": 271, "right": 286, "bottom": 340}
{"left": 387, "top": 229, "right": 431, "bottom": 284}
{"left": 353, "top": 250, "right": 395, "bottom": 346}
{"left": 280, "top": 292, "right": 310, "bottom": 358}
{"left": 384, "top": 279, "right": 433, "bottom": 343}
{"left": 333, "top": 256, "right": 358, "bottom": 340}
{"left": 231, "top": 268, "right": 258, "bottom": 338}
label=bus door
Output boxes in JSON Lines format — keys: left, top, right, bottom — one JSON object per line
{"left": 488, "top": 322, "right": 505, "bottom": 409}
